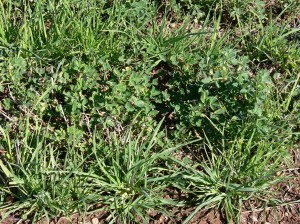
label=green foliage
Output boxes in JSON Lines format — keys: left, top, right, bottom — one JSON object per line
{"left": 0, "top": 120, "right": 90, "bottom": 222}
{"left": 85, "top": 120, "right": 181, "bottom": 223}
{"left": 0, "top": 0, "right": 299, "bottom": 223}
{"left": 175, "top": 129, "right": 290, "bottom": 223}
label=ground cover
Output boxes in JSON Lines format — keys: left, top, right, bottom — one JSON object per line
{"left": 0, "top": 0, "right": 299, "bottom": 223}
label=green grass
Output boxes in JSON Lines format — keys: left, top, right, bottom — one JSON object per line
{"left": 0, "top": 0, "right": 299, "bottom": 223}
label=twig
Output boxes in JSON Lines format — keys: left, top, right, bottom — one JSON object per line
{"left": 241, "top": 199, "right": 300, "bottom": 214}
{"left": 282, "top": 167, "right": 300, "bottom": 173}
{"left": 60, "top": 104, "right": 68, "bottom": 124}
{"left": 0, "top": 108, "right": 15, "bottom": 122}
{"left": 8, "top": 85, "right": 15, "bottom": 101}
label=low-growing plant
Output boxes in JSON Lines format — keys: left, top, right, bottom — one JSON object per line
{"left": 0, "top": 117, "right": 90, "bottom": 222}
{"left": 172, "top": 128, "right": 291, "bottom": 223}
{"left": 0, "top": 0, "right": 299, "bottom": 223}
{"left": 83, "top": 119, "right": 188, "bottom": 223}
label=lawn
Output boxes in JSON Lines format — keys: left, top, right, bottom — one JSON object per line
{"left": 0, "top": 0, "right": 299, "bottom": 223}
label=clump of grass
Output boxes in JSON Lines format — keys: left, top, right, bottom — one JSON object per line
{"left": 0, "top": 117, "right": 188, "bottom": 223}
{"left": 173, "top": 128, "right": 291, "bottom": 223}
{"left": 83, "top": 119, "right": 188, "bottom": 223}
{"left": 0, "top": 118, "right": 89, "bottom": 222}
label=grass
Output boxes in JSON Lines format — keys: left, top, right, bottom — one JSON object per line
{"left": 0, "top": 0, "right": 299, "bottom": 223}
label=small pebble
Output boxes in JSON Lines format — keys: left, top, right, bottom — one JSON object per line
{"left": 251, "top": 215, "right": 258, "bottom": 222}
{"left": 170, "top": 23, "right": 176, "bottom": 28}
{"left": 92, "top": 217, "right": 99, "bottom": 224}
